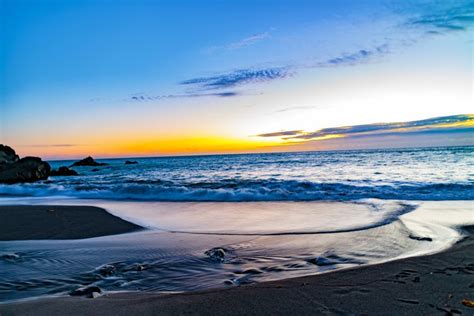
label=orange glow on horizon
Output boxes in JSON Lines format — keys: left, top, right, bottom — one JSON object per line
{"left": 10, "top": 115, "right": 474, "bottom": 160}
{"left": 13, "top": 135, "right": 286, "bottom": 160}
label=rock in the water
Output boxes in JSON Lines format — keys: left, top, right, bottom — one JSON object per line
{"left": 0, "top": 145, "right": 19, "bottom": 164}
{"left": 91, "top": 168, "right": 100, "bottom": 172}
{"left": 205, "top": 248, "right": 227, "bottom": 262}
{"left": 71, "top": 156, "right": 108, "bottom": 167}
{"left": 95, "top": 264, "right": 116, "bottom": 277}
{"left": 408, "top": 235, "right": 432, "bottom": 242}
{"left": 51, "top": 166, "right": 79, "bottom": 176}
{"left": 70, "top": 286, "right": 102, "bottom": 298}
{"left": 1, "top": 253, "right": 20, "bottom": 261}
{"left": 125, "top": 160, "right": 138, "bottom": 165}
{"left": 308, "top": 256, "right": 334, "bottom": 266}
{"left": 0, "top": 156, "right": 51, "bottom": 184}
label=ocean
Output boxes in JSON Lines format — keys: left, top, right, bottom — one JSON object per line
{"left": 1, "top": 146, "right": 473, "bottom": 302}
{"left": 1, "top": 146, "right": 473, "bottom": 201}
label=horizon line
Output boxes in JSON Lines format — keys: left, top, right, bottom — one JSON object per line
{"left": 45, "top": 144, "right": 474, "bottom": 162}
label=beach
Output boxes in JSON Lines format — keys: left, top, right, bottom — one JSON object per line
{"left": 0, "top": 205, "right": 142, "bottom": 241}
{"left": 1, "top": 203, "right": 473, "bottom": 315}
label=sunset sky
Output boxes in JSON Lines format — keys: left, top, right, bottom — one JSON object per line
{"left": 1, "top": 0, "right": 473, "bottom": 159}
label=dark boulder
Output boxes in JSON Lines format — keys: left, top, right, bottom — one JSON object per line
{"left": 0, "top": 156, "right": 51, "bottom": 184}
{"left": 51, "top": 166, "right": 79, "bottom": 176}
{"left": 0, "top": 145, "right": 19, "bottom": 164}
{"left": 125, "top": 160, "right": 138, "bottom": 165}
{"left": 71, "top": 156, "right": 108, "bottom": 167}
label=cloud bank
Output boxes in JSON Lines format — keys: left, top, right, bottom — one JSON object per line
{"left": 257, "top": 114, "right": 474, "bottom": 141}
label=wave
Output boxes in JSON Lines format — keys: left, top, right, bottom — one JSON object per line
{"left": 0, "top": 179, "right": 472, "bottom": 201}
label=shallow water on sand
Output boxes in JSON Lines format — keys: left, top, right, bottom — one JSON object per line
{"left": 0, "top": 199, "right": 472, "bottom": 302}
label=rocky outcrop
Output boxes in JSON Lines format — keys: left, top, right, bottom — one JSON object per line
{"left": 71, "top": 156, "right": 108, "bottom": 167}
{"left": 125, "top": 160, "right": 138, "bottom": 165}
{"left": 0, "top": 145, "right": 19, "bottom": 164}
{"left": 50, "top": 166, "right": 79, "bottom": 176}
{"left": 0, "top": 156, "right": 51, "bottom": 184}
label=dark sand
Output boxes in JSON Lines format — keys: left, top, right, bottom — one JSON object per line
{"left": 1, "top": 206, "right": 473, "bottom": 315}
{"left": 0, "top": 205, "right": 142, "bottom": 240}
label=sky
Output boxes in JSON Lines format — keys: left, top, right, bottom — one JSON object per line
{"left": 0, "top": 0, "right": 473, "bottom": 159}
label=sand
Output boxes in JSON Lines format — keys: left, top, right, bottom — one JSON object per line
{"left": 0, "top": 205, "right": 142, "bottom": 240}
{"left": 1, "top": 205, "right": 473, "bottom": 315}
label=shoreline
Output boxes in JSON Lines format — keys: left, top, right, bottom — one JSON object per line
{"left": 0, "top": 203, "right": 473, "bottom": 315}
{"left": 2, "top": 226, "right": 473, "bottom": 315}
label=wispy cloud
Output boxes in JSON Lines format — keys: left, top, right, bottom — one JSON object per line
{"left": 126, "top": 91, "right": 239, "bottom": 102}
{"left": 204, "top": 31, "right": 271, "bottom": 54}
{"left": 182, "top": 44, "right": 390, "bottom": 93}
{"left": 274, "top": 106, "right": 316, "bottom": 113}
{"left": 406, "top": 2, "right": 474, "bottom": 32}
{"left": 257, "top": 130, "right": 304, "bottom": 137}
{"left": 227, "top": 32, "right": 271, "bottom": 50}
{"left": 180, "top": 66, "right": 293, "bottom": 91}
{"left": 315, "top": 45, "right": 389, "bottom": 67}
{"left": 257, "top": 115, "right": 474, "bottom": 141}
{"left": 97, "top": 44, "right": 385, "bottom": 101}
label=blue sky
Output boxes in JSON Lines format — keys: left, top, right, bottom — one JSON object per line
{"left": 1, "top": 0, "right": 473, "bottom": 158}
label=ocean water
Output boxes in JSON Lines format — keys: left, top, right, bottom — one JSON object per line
{"left": 1, "top": 146, "right": 473, "bottom": 302}
{"left": 1, "top": 146, "right": 473, "bottom": 201}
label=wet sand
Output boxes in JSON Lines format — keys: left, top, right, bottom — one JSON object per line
{"left": 0, "top": 205, "right": 142, "bottom": 240}
{"left": 1, "top": 212, "right": 473, "bottom": 315}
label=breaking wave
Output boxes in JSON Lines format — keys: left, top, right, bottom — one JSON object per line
{"left": 0, "top": 180, "right": 472, "bottom": 201}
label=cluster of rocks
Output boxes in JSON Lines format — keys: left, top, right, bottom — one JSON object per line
{"left": 0, "top": 145, "right": 51, "bottom": 184}
{"left": 52, "top": 155, "right": 112, "bottom": 176}
{"left": 71, "top": 156, "right": 108, "bottom": 167}
{"left": 0, "top": 145, "right": 121, "bottom": 184}
{"left": 50, "top": 166, "right": 78, "bottom": 176}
